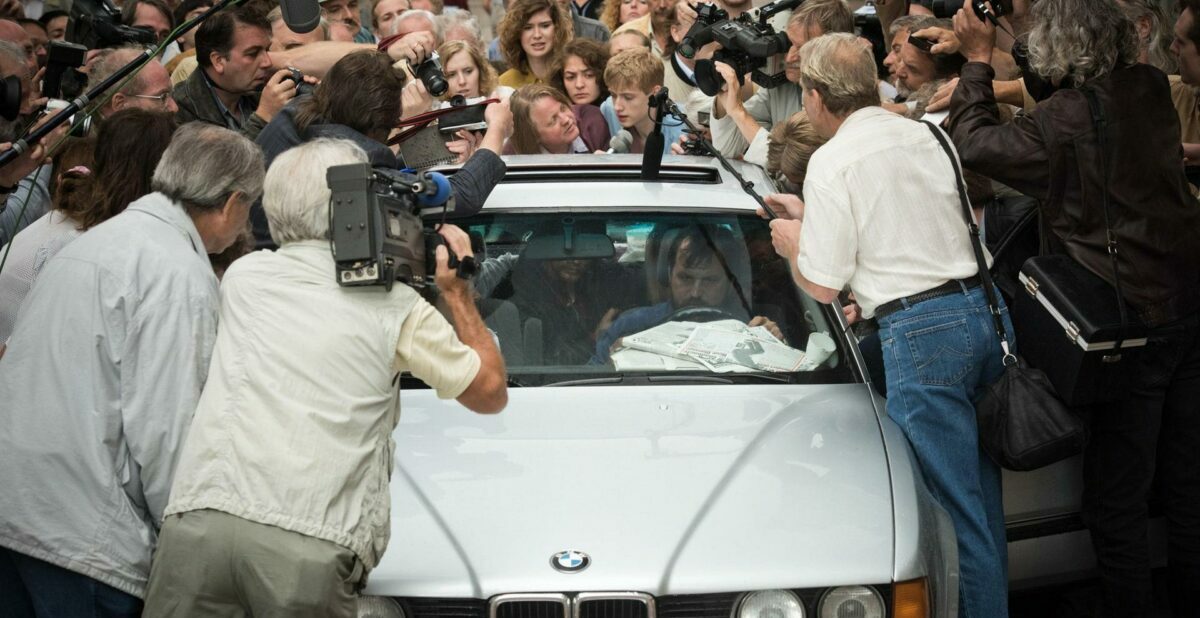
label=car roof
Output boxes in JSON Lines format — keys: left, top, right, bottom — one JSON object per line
{"left": 434, "top": 154, "right": 777, "bottom": 212}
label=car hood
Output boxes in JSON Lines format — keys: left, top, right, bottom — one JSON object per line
{"left": 367, "top": 384, "right": 895, "bottom": 597}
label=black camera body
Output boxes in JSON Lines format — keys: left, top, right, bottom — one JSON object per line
{"left": 413, "top": 51, "right": 448, "bottom": 98}
{"left": 930, "top": 0, "right": 1011, "bottom": 21}
{"left": 327, "top": 162, "right": 473, "bottom": 290}
{"left": 282, "top": 67, "right": 317, "bottom": 98}
{"left": 678, "top": 0, "right": 799, "bottom": 97}
{"left": 67, "top": 0, "right": 158, "bottom": 49}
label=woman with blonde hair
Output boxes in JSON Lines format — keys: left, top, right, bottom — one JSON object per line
{"left": 496, "top": 0, "right": 573, "bottom": 89}
{"left": 507, "top": 83, "right": 611, "bottom": 154}
{"left": 766, "top": 111, "right": 827, "bottom": 194}
{"left": 599, "top": 0, "right": 648, "bottom": 33}
{"left": 438, "top": 39, "right": 510, "bottom": 100}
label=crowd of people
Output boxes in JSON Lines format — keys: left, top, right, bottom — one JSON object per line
{"left": 0, "top": 0, "right": 1197, "bottom": 616}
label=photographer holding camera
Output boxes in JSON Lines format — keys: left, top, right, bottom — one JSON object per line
{"left": 142, "top": 138, "right": 507, "bottom": 617}
{"left": 708, "top": 0, "right": 852, "bottom": 168}
{"left": 948, "top": 1, "right": 1200, "bottom": 614}
{"left": 173, "top": 7, "right": 300, "bottom": 140}
{"left": 254, "top": 49, "right": 510, "bottom": 247}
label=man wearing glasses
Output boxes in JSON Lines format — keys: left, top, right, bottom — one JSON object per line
{"left": 87, "top": 47, "right": 179, "bottom": 118}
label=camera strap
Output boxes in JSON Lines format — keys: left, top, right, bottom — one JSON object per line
{"left": 1082, "top": 87, "right": 1129, "bottom": 352}
{"left": 921, "top": 120, "right": 1014, "bottom": 362}
{"left": 388, "top": 98, "right": 499, "bottom": 146}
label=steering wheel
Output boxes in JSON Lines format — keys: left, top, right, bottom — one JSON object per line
{"left": 654, "top": 306, "right": 744, "bottom": 327}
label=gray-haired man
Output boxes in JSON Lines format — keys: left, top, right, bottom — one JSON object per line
{"left": 0, "top": 123, "right": 265, "bottom": 616}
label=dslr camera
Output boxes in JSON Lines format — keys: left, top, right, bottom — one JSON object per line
{"left": 678, "top": 0, "right": 802, "bottom": 97}
{"left": 928, "top": 0, "right": 1012, "bottom": 21}
{"left": 413, "top": 51, "right": 449, "bottom": 98}
{"left": 327, "top": 163, "right": 477, "bottom": 290}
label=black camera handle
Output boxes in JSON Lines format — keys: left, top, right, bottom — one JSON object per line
{"left": 0, "top": 0, "right": 246, "bottom": 169}
{"left": 647, "top": 96, "right": 776, "bottom": 220}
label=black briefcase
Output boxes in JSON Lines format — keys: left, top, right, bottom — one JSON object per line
{"left": 1012, "top": 255, "right": 1148, "bottom": 407}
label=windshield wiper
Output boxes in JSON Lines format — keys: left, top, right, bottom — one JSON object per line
{"left": 726, "top": 372, "right": 795, "bottom": 383}
{"left": 646, "top": 375, "right": 733, "bottom": 384}
{"left": 545, "top": 376, "right": 625, "bottom": 387}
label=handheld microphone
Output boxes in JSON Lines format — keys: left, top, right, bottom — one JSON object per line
{"left": 608, "top": 131, "right": 633, "bottom": 154}
{"left": 279, "top": 0, "right": 321, "bottom": 33}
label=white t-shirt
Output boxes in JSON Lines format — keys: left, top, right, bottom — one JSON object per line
{"left": 798, "top": 106, "right": 986, "bottom": 318}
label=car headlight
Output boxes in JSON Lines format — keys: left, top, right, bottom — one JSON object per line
{"left": 817, "top": 586, "right": 884, "bottom": 618}
{"left": 738, "top": 590, "right": 805, "bottom": 618}
{"left": 359, "top": 596, "right": 407, "bottom": 618}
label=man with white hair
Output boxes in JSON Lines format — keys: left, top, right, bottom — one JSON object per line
{"left": 0, "top": 123, "right": 264, "bottom": 616}
{"left": 391, "top": 7, "right": 441, "bottom": 41}
{"left": 143, "top": 138, "right": 507, "bottom": 616}
{"left": 763, "top": 32, "right": 1010, "bottom": 618}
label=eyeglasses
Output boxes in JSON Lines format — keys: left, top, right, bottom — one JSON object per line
{"left": 132, "top": 92, "right": 173, "bottom": 106}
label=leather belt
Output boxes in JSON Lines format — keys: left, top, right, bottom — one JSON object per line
{"left": 875, "top": 275, "right": 982, "bottom": 320}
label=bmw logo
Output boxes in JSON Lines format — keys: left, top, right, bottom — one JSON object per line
{"left": 550, "top": 550, "right": 590, "bottom": 573}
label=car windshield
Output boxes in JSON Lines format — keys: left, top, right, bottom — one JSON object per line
{"left": 429, "top": 212, "right": 855, "bottom": 387}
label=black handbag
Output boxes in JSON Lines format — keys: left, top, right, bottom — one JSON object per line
{"left": 923, "top": 122, "right": 1086, "bottom": 472}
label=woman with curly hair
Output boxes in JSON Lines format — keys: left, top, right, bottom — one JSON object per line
{"left": 497, "top": 0, "right": 573, "bottom": 89}
{"left": 550, "top": 38, "right": 610, "bottom": 107}
{"left": 599, "top": 0, "right": 648, "bottom": 33}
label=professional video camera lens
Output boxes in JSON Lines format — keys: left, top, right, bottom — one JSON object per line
{"left": 414, "top": 52, "right": 449, "bottom": 98}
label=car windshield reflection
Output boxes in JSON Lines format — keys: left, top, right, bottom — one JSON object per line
{"left": 443, "top": 212, "right": 852, "bottom": 387}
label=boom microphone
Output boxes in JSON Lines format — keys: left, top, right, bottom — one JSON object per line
{"left": 279, "top": 0, "right": 321, "bottom": 33}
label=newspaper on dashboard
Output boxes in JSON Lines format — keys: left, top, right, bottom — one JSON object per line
{"left": 612, "top": 319, "right": 830, "bottom": 373}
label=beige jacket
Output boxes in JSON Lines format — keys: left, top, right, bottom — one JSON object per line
{"left": 165, "top": 241, "right": 479, "bottom": 571}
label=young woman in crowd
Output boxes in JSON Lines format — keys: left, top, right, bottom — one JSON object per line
{"left": 507, "top": 83, "right": 610, "bottom": 154}
{"left": 0, "top": 109, "right": 178, "bottom": 342}
{"left": 496, "top": 0, "right": 573, "bottom": 89}
{"left": 599, "top": 0, "right": 649, "bottom": 33}
{"left": 550, "top": 38, "right": 610, "bottom": 107}
{"left": 438, "top": 39, "right": 512, "bottom": 101}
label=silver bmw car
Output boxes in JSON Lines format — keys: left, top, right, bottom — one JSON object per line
{"left": 355, "top": 155, "right": 1094, "bottom": 618}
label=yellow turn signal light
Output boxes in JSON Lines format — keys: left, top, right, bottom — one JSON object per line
{"left": 893, "top": 578, "right": 929, "bottom": 618}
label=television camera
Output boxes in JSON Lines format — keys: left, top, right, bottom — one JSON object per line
{"left": 677, "top": 0, "right": 803, "bottom": 97}
{"left": 327, "top": 163, "right": 477, "bottom": 290}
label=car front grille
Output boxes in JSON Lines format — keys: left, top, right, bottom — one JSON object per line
{"left": 491, "top": 593, "right": 571, "bottom": 618}
{"left": 577, "top": 599, "right": 651, "bottom": 618}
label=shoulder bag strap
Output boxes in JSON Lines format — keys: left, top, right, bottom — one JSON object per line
{"left": 921, "top": 121, "right": 1016, "bottom": 363}
{"left": 1081, "top": 87, "right": 1129, "bottom": 352}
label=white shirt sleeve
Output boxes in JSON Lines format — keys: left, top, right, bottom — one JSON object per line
{"left": 796, "top": 176, "right": 858, "bottom": 291}
{"left": 394, "top": 301, "right": 482, "bottom": 400}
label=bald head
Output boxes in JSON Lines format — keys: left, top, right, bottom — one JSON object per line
{"left": 89, "top": 47, "right": 177, "bottom": 116}
{"left": 0, "top": 20, "right": 35, "bottom": 77}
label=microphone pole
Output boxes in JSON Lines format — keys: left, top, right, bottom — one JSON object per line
{"left": 0, "top": 0, "right": 247, "bottom": 169}
{"left": 640, "top": 88, "right": 669, "bottom": 181}
{"left": 657, "top": 96, "right": 777, "bottom": 220}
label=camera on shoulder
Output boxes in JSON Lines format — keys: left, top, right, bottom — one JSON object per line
{"left": 326, "top": 163, "right": 477, "bottom": 290}
{"left": 678, "top": 0, "right": 801, "bottom": 97}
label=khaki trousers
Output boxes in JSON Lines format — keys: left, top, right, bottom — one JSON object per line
{"left": 143, "top": 509, "right": 365, "bottom": 618}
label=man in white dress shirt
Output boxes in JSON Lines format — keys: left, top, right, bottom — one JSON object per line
{"left": 764, "top": 33, "right": 1011, "bottom": 618}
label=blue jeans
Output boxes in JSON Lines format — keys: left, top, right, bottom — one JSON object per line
{"left": 877, "top": 284, "right": 1011, "bottom": 618}
{"left": 0, "top": 547, "right": 143, "bottom": 618}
